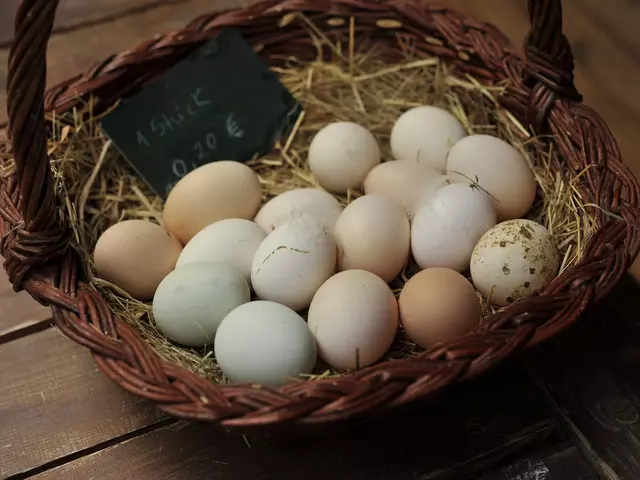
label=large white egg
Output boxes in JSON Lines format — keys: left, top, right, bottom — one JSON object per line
{"left": 390, "top": 106, "right": 466, "bottom": 172}
{"left": 215, "top": 301, "right": 317, "bottom": 387}
{"left": 334, "top": 195, "right": 410, "bottom": 282}
{"left": 254, "top": 188, "right": 343, "bottom": 233}
{"left": 308, "top": 122, "right": 381, "bottom": 194}
{"left": 446, "top": 134, "right": 537, "bottom": 220}
{"left": 470, "top": 219, "right": 561, "bottom": 306}
{"left": 176, "top": 218, "right": 267, "bottom": 284}
{"left": 363, "top": 160, "right": 448, "bottom": 214}
{"left": 152, "top": 262, "right": 250, "bottom": 347}
{"left": 251, "top": 217, "right": 337, "bottom": 311}
{"left": 308, "top": 270, "right": 398, "bottom": 370}
{"left": 411, "top": 183, "right": 497, "bottom": 272}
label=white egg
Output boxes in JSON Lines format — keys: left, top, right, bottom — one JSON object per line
{"left": 470, "top": 219, "right": 561, "bottom": 306}
{"left": 411, "top": 183, "right": 497, "bottom": 272}
{"left": 363, "top": 160, "right": 448, "bottom": 214}
{"left": 308, "top": 122, "right": 381, "bottom": 194}
{"left": 308, "top": 270, "right": 398, "bottom": 370}
{"left": 251, "top": 217, "right": 337, "bottom": 311}
{"left": 176, "top": 218, "right": 267, "bottom": 284}
{"left": 334, "top": 195, "right": 410, "bottom": 282}
{"left": 152, "top": 262, "right": 250, "bottom": 347}
{"left": 214, "top": 301, "right": 317, "bottom": 387}
{"left": 254, "top": 188, "right": 344, "bottom": 233}
{"left": 446, "top": 134, "right": 537, "bottom": 220}
{"left": 390, "top": 106, "right": 466, "bottom": 172}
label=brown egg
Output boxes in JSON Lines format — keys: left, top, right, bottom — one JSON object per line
{"left": 163, "top": 161, "right": 262, "bottom": 244}
{"left": 93, "top": 220, "right": 182, "bottom": 300}
{"left": 399, "top": 268, "right": 480, "bottom": 349}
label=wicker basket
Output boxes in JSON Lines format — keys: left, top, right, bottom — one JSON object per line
{"left": 4, "top": 0, "right": 640, "bottom": 431}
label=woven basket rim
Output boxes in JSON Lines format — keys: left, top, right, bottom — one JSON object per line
{"left": 3, "top": 0, "right": 640, "bottom": 431}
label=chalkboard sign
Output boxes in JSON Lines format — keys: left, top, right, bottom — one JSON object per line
{"left": 100, "top": 29, "right": 302, "bottom": 198}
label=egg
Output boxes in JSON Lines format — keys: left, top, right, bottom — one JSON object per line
{"left": 152, "top": 262, "right": 250, "bottom": 347}
{"left": 363, "top": 160, "right": 448, "bottom": 214}
{"left": 308, "top": 122, "right": 381, "bottom": 194}
{"left": 399, "top": 268, "right": 480, "bottom": 349}
{"left": 390, "top": 106, "right": 466, "bottom": 172}
{"left": 308, "top": 270, "right": 398, "bottom": 370}
{"left": 411, "top": 183, "right": 497, "bottom": 272}
{"left": 334, "top": 195, "right": 410, "bottom": 282}
{"left": 93, "top": 220, "right": 182, "bottom": 300}
{"left": 470, "top": 219, "right": 561, "bottom": 306}
{"left": 446, "top": 134, "right": 537, "bottom": 220}
{"left": 214, "top": 301, "right": 317, "bottom": 387}
{"left": 163, "top": 161, "right": 262, "bottom": 244}
{"left": 254, "top": 188, "right": 343, "bottom": 233}
{"left": 176, "top": 218, "right": 266, "bottom": 284}
{"left": 251, "top": 217, "right": 337, "bottom": 311}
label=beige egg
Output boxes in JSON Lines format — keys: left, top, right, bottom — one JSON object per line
{"left": 93, "top": 220, "right": 182, "bottom": 300}
{"left": 308, "top": 270, "right": 398, "bottom": 370}
{"left": 399, "top": 268, "right": 481, "bottom": 349}
{"left": 363, "top": 160, "right": 448, "bottom": 214}
{"left": 390, "top": 106, "right": 467, "bottom": 172}
{"left": 254, "top": 188, "right": 343, "bottom": 233}
{"left": 163, "top": 161, "right": 262, "bottom": 244}
{"left": 308, "top": 122, "right": 381, "bottom": 194}
{"left": 334, "top": 195, "right": 410, "bottom": 282}
{"left": 446, "top": 134, "right": 537, "bottom": 220}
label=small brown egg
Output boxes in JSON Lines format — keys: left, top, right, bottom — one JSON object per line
{"left": 93, "top": 220, "right": 182, "bottom": 300}
{"left": 163, "top": 161, "right": 262, "bottom": 244}
{"left": 399, "top": 268, "right": 480, "bottom": 349}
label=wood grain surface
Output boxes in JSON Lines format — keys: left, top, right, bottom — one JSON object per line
{"left": 28, "top": 363, "right": 560, "bottom": 480}
{"left": 0, "top": 262, "right": 51, "bottom": 343}
{"left": 529, "top": 275, "right": 640, "bottom": 480}
{"left": 0, "top": 328, "right": 166, "bottom": 478}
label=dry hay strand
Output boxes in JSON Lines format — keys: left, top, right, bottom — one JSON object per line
{"left": 0, "top": 15, "right": 599, "bottom": 383}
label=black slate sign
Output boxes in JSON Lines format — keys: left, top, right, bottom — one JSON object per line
{"left": 100, "top": 29, "right": 302, "bottom": 198}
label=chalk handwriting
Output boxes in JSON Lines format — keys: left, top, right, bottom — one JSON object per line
{"left": 504, "top": 460, "right": 549, "bottom": 480}
{"left": 226, "top": 113, "right": 245, "bottom": 138}
{"left": 145, "top": 88, "right": 212, "bottom": 138}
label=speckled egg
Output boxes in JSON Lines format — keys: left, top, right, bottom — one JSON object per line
{"left": 470, "top": 219, "right": 561, "bottom": 306}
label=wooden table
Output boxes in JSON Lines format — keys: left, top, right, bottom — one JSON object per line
{"left": 2, "top": 1, "right": 640, "bottom": 479}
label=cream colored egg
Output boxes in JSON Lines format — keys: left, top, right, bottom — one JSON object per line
{"left": 411, "top": 183, "right": 497, "bottom": 272}
{"left": 214, "top": 301, "right": 317, "bottom": 387}
{"left": 93, "top": 220, "right": 182, "bottom": 300}
{"left": 363, "top": 160, "right": 448, "bottom": 214}
{"left": 470, "top": 219, "right": 561, "bottom": 306}
{"left": 308, "top": 122, "right": 381, "bottom": 194}
{"left": 390, "top": 106, "right": 466, "bottom": 172}
{"left": 163, "top": 161, "right": 262, "bottom": 244}
{"left": 446, "top": 134, "right": 537, "bottom": 220}
{"left": 251, "top": 217, "right": 337, "bottom": 311}
{"left": 308, "top": 270, "right": 398, "bottom": 370}
{"left": 254, "top": 188, "right": 343, "bottom": 233}
{"left": 176, "top": 218, "right": 267, "bottom": 284}
{"left": 399, "top": 268, "right": 480, "bottom": 349}
{"left": 334, "top": 195, "right": 410, "bottom": 282}
{"left": 153, "top": 262, "right": 250, "bottom": 347}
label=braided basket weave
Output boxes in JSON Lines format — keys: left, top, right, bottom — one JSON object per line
{"left": 4, "top": 0, "right": 640, "bottom": 431}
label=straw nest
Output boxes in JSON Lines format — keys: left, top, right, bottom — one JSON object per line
{"left": 0, "top": 15, "right": 597, "bottom": 382}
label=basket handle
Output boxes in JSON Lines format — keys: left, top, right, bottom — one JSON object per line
{"left": 5, "top": 0, "right": 577, "bottom": 262}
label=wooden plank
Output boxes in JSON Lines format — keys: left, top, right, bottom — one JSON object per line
{"left": 528, "top": 275, "right": 640, "bottom": 480}
{"left": 0, "top": 259, "right": 52, "bottom": 344}
{"left": 30, "top": 362, "right": 561, "bottom": 480}
{"left": 0, "top": 0, "right": 193, "bottom": 47}
{"left": 479, "top": 442, "right": 599, "bottom": 480}
{"left": 0, "top": 328, "right": 166, "bottom": 478}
